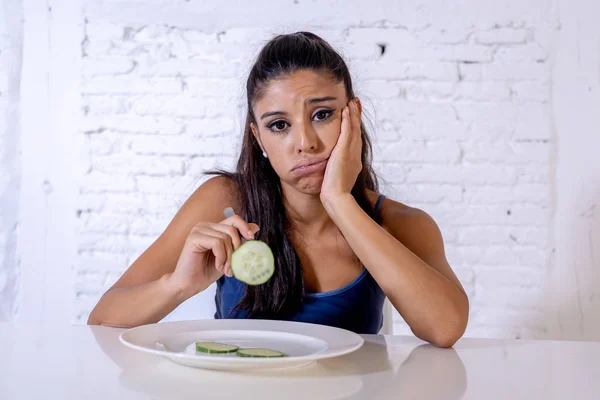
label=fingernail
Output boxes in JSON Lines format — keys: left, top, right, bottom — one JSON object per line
{"left": 248, "top": 230, "right": 254, "bottom": 239}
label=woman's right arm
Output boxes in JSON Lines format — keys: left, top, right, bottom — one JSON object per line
{"left": 87, "top": 176, "right": 252, "bottom": 328}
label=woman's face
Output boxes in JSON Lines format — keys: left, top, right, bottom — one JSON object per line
{"left": 251, "top": 69, "right": 349, "bottom": 195}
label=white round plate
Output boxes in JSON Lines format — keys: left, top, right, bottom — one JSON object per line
{"left": 119, "top": 319, "right": 364, "bottom": 371}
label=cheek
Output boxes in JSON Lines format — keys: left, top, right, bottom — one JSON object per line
{"left": 262, "top": 138, "right": 288, "bottom": 171}
{"left": 319, "top": 120, "right": 342, "bottom": 150}
{"left": 263, "top": 135, "right": 288, "bottom": 156}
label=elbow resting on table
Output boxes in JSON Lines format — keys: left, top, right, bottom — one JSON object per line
{"left": 426, "top": 318, "right": 468, "bottom": 348}
{"left": 87, "top": 307, "right": 101, "bottom": 325}
{"left": 435, "top": 307, "right": 469, "bottom": 348}
{"left": 429, "top": 325, "right": 466, "bottom": 348}
{"left": 415, "top": 295, "right": 470, "bottom": 348}
{"left": 87, "top": 312, "right": 108, "bottom": 327}
{"left": 87, "top": 314, "right": 131, "bottom": 329}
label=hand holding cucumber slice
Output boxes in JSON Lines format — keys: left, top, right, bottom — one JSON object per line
{"left": 223, "top": 207, "right": 274, "bottom": 286}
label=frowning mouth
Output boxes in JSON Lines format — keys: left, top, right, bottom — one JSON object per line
{"left": 290, "top": 158, "right": 329, "bottom": 176}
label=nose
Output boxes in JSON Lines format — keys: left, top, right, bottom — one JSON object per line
{"left": 295, "top": 119, "right": 318, "bottom": 154}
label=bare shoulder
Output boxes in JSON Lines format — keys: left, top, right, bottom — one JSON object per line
{"left": 366, "top": 190, "right": 429, "bottom": 225}
{"left": 366, "top": 190, "right": 445, "bottom": 253}
{"left": 107, "top": 175, "right": 241, "bottom": 290}
{"left": 161, "top": 174, "right": 243, "bottom": 245}
{"left": 366, "top": 190, "right": 464, "bottom": 295}
{"left": 176, "top": 175, "right": 241, "bottom": 223}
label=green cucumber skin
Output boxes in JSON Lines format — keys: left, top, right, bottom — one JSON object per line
{"left": 194, "top": 342, "right": 286, "bottom": 357}
{"left": 236, "top": 348, "right": 286, "bottom": 358}
{"left": 195, "top": 342, "right": 239, "bottom": 354}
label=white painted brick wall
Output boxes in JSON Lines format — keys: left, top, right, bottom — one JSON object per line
{"left": 0, "top": 0, "right": 22, "bottom": 321}
{"left": 10, "top": 0, "right": 594, "bottom": 339}
{"left": 68, "top": 0, "right": 561, "bottom": 339}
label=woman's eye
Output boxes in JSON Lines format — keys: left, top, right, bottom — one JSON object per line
{"left": 313, "top": 110, "right": 333, "bottom": 121}
{"left": 269, "top": 120, "right": 289, "bottom": 132}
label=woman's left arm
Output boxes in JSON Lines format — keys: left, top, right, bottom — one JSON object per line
{"left": 321, "top": 99, "right": 468, "bottom": 348}
{"left": 323, "top": 194, "right": 469, "bottom": 348}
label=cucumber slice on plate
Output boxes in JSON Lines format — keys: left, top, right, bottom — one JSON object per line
{"left": 231, "top": 240, "right": 274, "bottom": 285}
{"left": 195, "top": 342, "right": 239, "bottom": 354}
{"left": 236, "top": 348, "right": 286, "bottom": 358}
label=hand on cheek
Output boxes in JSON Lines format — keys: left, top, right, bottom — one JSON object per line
{"left": 320, "top": 98, "right": 363, "bottom": 203}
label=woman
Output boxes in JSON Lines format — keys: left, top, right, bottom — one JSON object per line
{"left": 88, "top": 32, "right": 469, "bottom": 347}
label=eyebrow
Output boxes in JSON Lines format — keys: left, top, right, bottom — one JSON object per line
{"left": 307, "top": 96, "right": 337, "bottom": 104}
{"left": 260, "top": 111, "right": 287, "bottom": 120}
{"left": 259, "top": 97, "right": 338, "bottom": 120}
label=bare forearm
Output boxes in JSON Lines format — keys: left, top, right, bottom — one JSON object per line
{"left": 87, "top": 273, "right": 189, "bottom": 328}
{"left": 323, "top": 194, "right": 468, "bottom": 346}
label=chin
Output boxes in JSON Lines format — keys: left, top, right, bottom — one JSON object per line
{"left": 295, "top": 176, "right": 324, "bottom": 195}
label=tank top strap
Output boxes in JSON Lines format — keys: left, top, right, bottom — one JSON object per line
{"left": 374, "top": 193, "right": 385, "bottom": 222}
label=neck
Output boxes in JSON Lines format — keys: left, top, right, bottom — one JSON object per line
{"left": 281, "top": 184, "right": 335, "bottom": 235}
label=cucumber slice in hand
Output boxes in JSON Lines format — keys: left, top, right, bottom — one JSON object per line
{"left": 236, "top": 348, "right": 286, "bottom": 358}
{"left": 195, "top": 342, "right": 239, "bottom": 354}
{"left": 231, "top": 240, "right": 274, "bottom": 285}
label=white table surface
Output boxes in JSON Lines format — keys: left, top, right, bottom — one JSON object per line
{"left": 0, "top": 322, "right": 598, "bottom": 399}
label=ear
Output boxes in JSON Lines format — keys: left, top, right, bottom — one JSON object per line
{"left": 250, "top": 122, "right": 264, "bottom": 152}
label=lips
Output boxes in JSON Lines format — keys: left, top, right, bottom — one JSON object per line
{"left": 291, "top": 158, "right": 328, "bottom": 176}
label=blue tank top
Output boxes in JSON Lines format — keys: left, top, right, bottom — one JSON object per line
{"left": 214, "top": 195, "right": 387, "bottom": 334}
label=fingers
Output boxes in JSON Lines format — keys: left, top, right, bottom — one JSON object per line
{"left": 211, "top": 238, "right": 228, "bottom": 275}
{"left": 187, "top": 229, "right": 227, "bottom": 271}
{"left": 221, "top": 214, "right": 259, "bottom": 241}
{"left": 339, "top": 105, "right": 351, "bottom": 148}
{"left": 205, "top": 223, "right": 244, "bottom": 278}
{"left": 349, "top": 100, "right": 357, "bottom": 135}
{"left": 248, "top": 223, "right": 260, "bottom": 235}
{"left": 213, "top": 213, "right": 262, "bottom": 277}
{"left": 350, "top": 98, "right": 361, "bottom": 134}
{"left": 190, "top": 214, "right": 261, "bottom": 278}
{"left": 350, "top": 98, "right": 363, "bottom": 149}
{"left": 342, "top": 98, "right": 362, "bottom": 147}
{"left": 210, "top": 223, "right": 242, "bottom": 250}
{"left": 192, "top": 226, "right": 234, "bottom": 276}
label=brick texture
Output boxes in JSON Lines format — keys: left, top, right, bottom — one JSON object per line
{"left": 68, "top": 0, "right": 560, "bottom": 339}
{"left": 0, "top": 0, "right": 21, "bottom": 321}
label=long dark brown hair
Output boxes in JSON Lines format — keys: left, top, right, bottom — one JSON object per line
{"left": 207, "top": 31, "right": 379, "bottom": 319}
